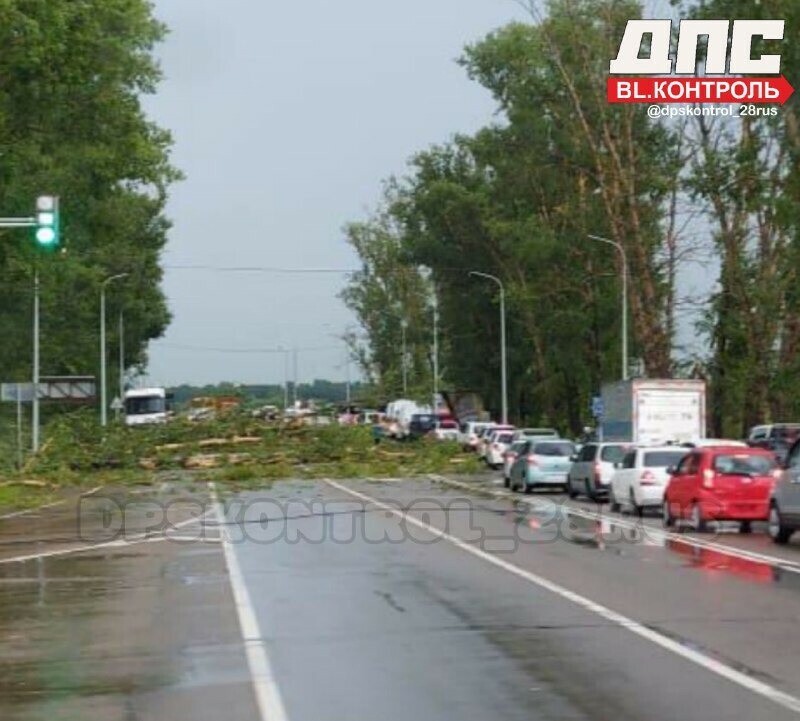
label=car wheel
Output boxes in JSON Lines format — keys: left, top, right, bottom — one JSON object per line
{"left": 662, "top": 499, "right": 674, "bottom": 528}
{"left": 739, "top": 520, "right": 752, "bottom": 534}
{"left": 769, "top": 504, "right": 793, "bottom": 545}
{"left": 567, "top": 479, "right": 577, "bottom": 499}
{"left": 585, "top": 480, "right": 597, "bottom": 503}
{"left": 690, "top": 502, "right": 707, "bottom": 533}
{"left": 609, "top": 489, "right": 621, "bottom": 513}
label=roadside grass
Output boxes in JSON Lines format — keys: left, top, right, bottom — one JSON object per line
{"left": 0, "top": 409, "right": 484, "bottom": 511}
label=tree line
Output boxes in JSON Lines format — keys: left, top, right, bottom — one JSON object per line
{"left": 341, "top": 0, "right": 800, "bottom": 437}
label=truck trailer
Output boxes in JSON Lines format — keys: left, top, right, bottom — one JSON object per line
{"left": 600, "top": 379, "right": 706, "bottom": 446}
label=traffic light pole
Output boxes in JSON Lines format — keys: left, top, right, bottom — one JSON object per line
{"left": 0, "top": 217, "right": 39, "bottom": 451}
{"left": 33, "top": 270, "right": 40, "bottom": 452}
{"left": 0, "top": 198, "right": 60, "bottom": 453}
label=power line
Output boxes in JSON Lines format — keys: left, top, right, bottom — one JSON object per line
{"left": 154, "top": 342, "right": 342, "bottom": 354}
{"left": 164, "top": 264, "right": 358, "bottom": 274}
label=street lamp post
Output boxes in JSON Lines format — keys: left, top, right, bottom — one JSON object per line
{"left": 118, "top": 310, "right": 125, "bottom": 418}
{"left": 469, "top": 271, "right": 508, "bottom": 425}
{"left": 588, "top": 235, "right": 629, "bottom": 381}
{"left": 432, "top": 295, "right": 439, "bottom": 426}
{"left": 400, "top": 318, "right": 408, "bottom": 395}
{"left": 100, "top": 273, "right": 128, "bottom": 427}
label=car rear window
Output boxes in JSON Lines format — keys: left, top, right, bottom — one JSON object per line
{"left": 533, "top": 441, "right": 574, "bottom": 456}
{"left": 644, "top": 451, "right": 688, "bottom": 468}
{"left": 713, "top": 454, "right": 776, "bottom": 475}
{"left": 601, "top": 445, "right": 628, "bottom": 463}
{"left": 497, "top": 432, "right": 514, "bottom": 443}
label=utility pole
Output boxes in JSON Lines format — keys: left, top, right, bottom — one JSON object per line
{"left": 401, "top": 318, "right": 408, "bottom": 395}
{"left": 32, "top": 271, "right": 40, "bottom": 452}
{"left": 0, "top": 196, "right": 60, "bottom": 452}
{"left": 280, "top": 348, "right": 289, "bottom": 410}
{"left": 118, "top": 311, "right": 125, "bottom": 406}
{"left": 100, "top": 273, "right": 128, "bottom": 427}
{"left": 345, "top": 354, "right": 351, "bottom": 405}
{"left": 292, "top": 347, "right": 298, "bottom": 406}
{"left": 432, "top": 294, "right": 439, "bottom": 427}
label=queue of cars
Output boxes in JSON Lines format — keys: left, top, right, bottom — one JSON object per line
{"left": 463, "top": 419, "right": 800, "bottom": 544}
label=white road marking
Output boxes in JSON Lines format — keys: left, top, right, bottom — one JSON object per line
{"left": 0, "top": 508, "right": 213, "bottom": 564}
{"left": 209, "top": 482, "right": 289, "bottom": 721}
{"left": 328, "top": 478, "right": 800, "bottom": 715}
{"left": 429, "top": 474, "right": 800, "bottom": 574}
{"left": 0, "top": 500, "right": 65, "bottom": 521}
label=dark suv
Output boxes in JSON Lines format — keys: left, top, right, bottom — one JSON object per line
{"left": 408, "top": 413, "right": 437, "bottom": 438}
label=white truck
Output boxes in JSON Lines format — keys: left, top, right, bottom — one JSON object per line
{"left": 124, "top": 387, "right": 168, "bottom": 426}
{"left": 600, "top": 379, "right": 706, "bottom": 446}
{"left": 384, "top": 399, "right": 432, "bottom": 439}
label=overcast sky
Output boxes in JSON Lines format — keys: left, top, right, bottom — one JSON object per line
{"left": 143, "top": 0, "right": 530, "bottom": 387}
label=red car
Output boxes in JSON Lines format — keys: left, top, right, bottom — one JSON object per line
{"left": 662, "top": 446, "right": 779, "bottom": 533}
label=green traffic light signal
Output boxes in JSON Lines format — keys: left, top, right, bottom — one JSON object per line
{"left": 35, "top": 196, "right": 59, "bottom": 248}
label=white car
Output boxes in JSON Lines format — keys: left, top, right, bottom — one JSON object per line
{"left": 566, "top": 442, "right": 632, "bottom": 501}
{"left": 485, "top": 429, "right": 516, "bottom": 469}
{"left": 681, "top": 438, "right": 747, "bottom": 448}
{"left": 513, "top": 427, "right": 559, "bottom": 441}
{"left": 459, "top": 421, "right": 495, "bottom": 451}
{"left": 609, "top": 446, "right": 689, "bottom": 515}
{"left": 433, "top": 420, "right": 460, "bottom": 441}
{"left": 479, "top": 425, "right": 513, "bottom": 459}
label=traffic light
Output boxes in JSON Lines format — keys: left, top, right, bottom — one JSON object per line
{"left": 35, "top": 195, "right": 60, "bottom": 248}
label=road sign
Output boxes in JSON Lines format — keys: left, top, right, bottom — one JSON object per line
{"left": 1, "top": 383, "right": 34, "bottom": 403}
{"left": 591, "top": 395, "right": 604, "bottom": 418}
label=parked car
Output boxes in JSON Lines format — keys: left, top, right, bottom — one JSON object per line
{"left": 662, "top": 446, "right": 779, "bottom": 532}
{"left": 509, "top": 439, "right": 575, "bottom": 493}
{"left": 503, "top": 440, "right": 528, "bottom": 487}
{"left": 747, "top": 423, "right": 800, "bottom": 464}
{"left": 485, "top": 429, "right": 516, "bottom": 469}
{"left": 768, "top": 439, "right": 800, "bottom": 544}
{"left": 609, "top": 446, "right": 689, "bottom": 516}
{"left": 479, "top": 424, "right": 513, "bottom": 459}
{"left": 459, "top": 421, "right": 494, "bottom": 451}
{"left": 512, "top": 427, "right": 559, "bottom": 441}
{"left": 433, "top": 419, "right": 460, "bottom": 441}
{"left": 566, "top": 442, "right": 631, "bottom": 501}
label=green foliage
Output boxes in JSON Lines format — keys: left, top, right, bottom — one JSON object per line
{"left": 15, "top": 411, "right": 482, "bottom": 489}
{"left": 678, "top": 0, "right": 800, "bottom": 433}
{"left": 0, "top": 0, "right": 179, "bottom": 390}
{"left": 343, "top": 0, "right": 678, "bottom": 431}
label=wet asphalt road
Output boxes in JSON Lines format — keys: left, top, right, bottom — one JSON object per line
{"left": 5, "top": 475, "right": 800, "bottom": 720}
{"left": 221, "top": 476, "right": 800, "bottom": 721}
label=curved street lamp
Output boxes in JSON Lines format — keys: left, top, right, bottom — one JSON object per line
{"left": 100, "top": 273, "right": 129, "bottom": 426}
{"left": 588, "top": 235, "right": 629, "bottom": 381}
{"left": 468, "top": 271, "right": 508, "bottom": 424}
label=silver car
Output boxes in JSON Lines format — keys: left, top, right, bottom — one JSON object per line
{"left": 769, "top": 439, "right": 800, "bottom": 544}
{"left": 566, "top": 442, "right": 631, "bottom": 502}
